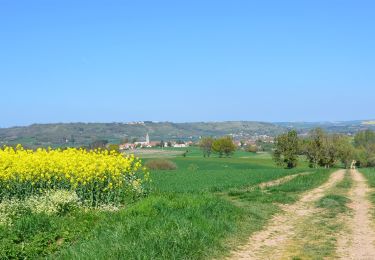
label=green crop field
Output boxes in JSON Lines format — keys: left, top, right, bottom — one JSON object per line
{"left": 360, "top": 168, "right": 375, "bottom": 207}
{"left": 0, "top": 148, "right": 333, "bottom": 259}
{"left": 149, "top": 157, "right": 303, "bottom": 193}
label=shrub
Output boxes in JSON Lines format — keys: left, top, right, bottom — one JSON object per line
{"left": 145, "top": 159, "right": 177, "bottom": 170}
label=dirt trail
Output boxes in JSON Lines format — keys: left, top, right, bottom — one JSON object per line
{"left": 229, "top": 169, "right": 345, "bottom": 260}
{"left": 336, "top": 169, "right": 375, "bottom": 259}
{"left": 258, "top": 172, "right": 310, "bottom": 189}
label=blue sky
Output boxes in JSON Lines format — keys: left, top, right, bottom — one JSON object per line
{"left": 0, "top": 0, "right": 374, "bottom": 127}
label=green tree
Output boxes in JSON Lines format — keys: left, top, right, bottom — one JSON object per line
{"left": 335, "top": 136, "right": 356, "bottom": 168}
{"left": 273, "top": 130, "right": 300, "bottom": 168}
{"left": 212, "top": 136, "right": 236, "bottom": 157}
{"left": 89, "top": 139, "right": 108, "bottom": 149}
{"left": 199, "top": 137, "right": 214, "bottom": 157}
{"left": 354, "top": 130, "right": 375, "bottom": 167}
{"left": 303, "top": 128, "right": 325, "bottom": 168}
{"left": 246, "top": 145, "right": 257, "bottom": 153}
{"left": 319, "top": 134, "right": 341, "bottom": 168}
{"left": 354, "top": 130, "right": 375, "bottom": 148}
{"left": 304, "top": 129, "right": 352, "bottom": 168}
{"left": 108, "top": 144, "right": 120, "bottom": 153}
{"left": 256, "top": 139, "right": 274, "bottom": 152}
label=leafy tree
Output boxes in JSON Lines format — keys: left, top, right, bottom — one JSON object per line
{"left": 335, "top": 136, "right": 356, "bottom": 168}
{"left": 319, "top": 134, "right": 340, "bottom": 168}
{"left": 273, "top": 130, "right": 300, "bottom": 168}
{"left": 354, "top": 130, "right": 375, "bottom": 148}
{"left": 303, "top": 129, "right": 354, "bottom": 168}
{"left": 354, "top": 130, "right": 375, "bottom": 167}
{"left": 108, "top": 144, "right": 120, "bottom": 153}
{"left": 89, "top": 139, "right": 108, "bottom": 149}
{"left": 303, "top": 128, "right": 325, "bottom": 168}
{"left": 199, "top": 137, "right": 214, "bottom": 157}
{"left": 212, "top": 136, "right": 236, "bottom": 157}
{"left": 256, "top": 139, "right": 274, "bottom": 152}
{"left": 246, "top": 145, "right": 257, "bottom": 153}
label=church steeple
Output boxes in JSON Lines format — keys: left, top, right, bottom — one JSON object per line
{"left": 146, "top": 133, "right": 150, "bottom": 144}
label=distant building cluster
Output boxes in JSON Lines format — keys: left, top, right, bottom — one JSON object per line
{"left": 119, "top": 133, "right": 192, "bottom": 150}
{"left": 125, "top": 121, "right": 145, "bottom": 125}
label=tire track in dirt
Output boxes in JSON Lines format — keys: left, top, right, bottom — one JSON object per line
{"left": 336, "top": 169, "right": 375, "bottom": 259}
{"left": 229, "top": 169, "right": 345, "bottom": 260}
{"left": 258, "top": 172, "right": 311, "bottom": 190}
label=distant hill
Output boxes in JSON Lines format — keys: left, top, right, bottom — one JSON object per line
{"left": 274, "top": 120, "right": 375, "bottom": 134}
{"left": 0, "top": 121, "right": 285, "bottom": 148}
{"left": 1, "top": 120, "right": 374, "bottom": 148}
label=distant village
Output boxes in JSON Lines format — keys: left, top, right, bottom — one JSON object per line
{"left": 119, "top": 133, "right": 193, "bottom": 150}
{"left": 118, "top": 133, "right": 274, "bottom": 151}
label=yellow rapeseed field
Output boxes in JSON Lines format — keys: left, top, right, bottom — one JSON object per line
{"left": 0, "top": 145, "right": 149, "bottom": 206}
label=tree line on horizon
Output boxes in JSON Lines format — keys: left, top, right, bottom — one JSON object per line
{"left": 273, "top": 128, "right": 375, "bottom": 169}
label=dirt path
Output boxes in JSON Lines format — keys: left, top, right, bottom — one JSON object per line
{"left": 258, "top": 172, "right": 310, "bottom": 189}
{"left": 229, "top": 170, "right": 345, "bottom": 260}
{"left": 336, "top": 169, "right": 375, "bottom": 259}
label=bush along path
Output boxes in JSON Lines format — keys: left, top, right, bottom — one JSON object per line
{"left": 228, "top": 170, "right": 345, "bottom": 259}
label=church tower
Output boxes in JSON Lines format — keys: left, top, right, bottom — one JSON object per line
{"left": 146, "top": 133, "right": 150, "bottom": 144}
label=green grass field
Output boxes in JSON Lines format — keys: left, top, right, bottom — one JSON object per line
{"left": 149, "top": 157, "right": 303, "bottom": 193}
{"left": 1, "top": 148, "right": 332, "bottom": 259}
{"left": 359, "top": 168, "right": 375, "bottom": 210}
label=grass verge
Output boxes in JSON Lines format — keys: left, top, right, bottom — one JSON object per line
{"left": 53, "top": 193, "right": 246, "bottom": 259}
{"left": 360, "top": 168, "right": 375, "bottom": 209}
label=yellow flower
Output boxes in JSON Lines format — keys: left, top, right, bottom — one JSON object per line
{"left": 0, "top": 145, "right": 149, "bottom": 205}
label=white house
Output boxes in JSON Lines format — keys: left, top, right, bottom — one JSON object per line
{"left": 173, "top": 143, "right": 187, "bottom": 148}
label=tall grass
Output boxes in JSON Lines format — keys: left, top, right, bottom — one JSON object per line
{"left": 52, "top": 194, "right": 245, "bottom": 259}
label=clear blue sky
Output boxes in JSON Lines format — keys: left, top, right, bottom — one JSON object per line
{"left": 1, "top": 0, "right": 374, "bottom": 127}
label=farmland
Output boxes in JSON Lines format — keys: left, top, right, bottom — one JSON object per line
{"left": 1, "top": 145, "right": 375, "bottom": 259}
{"left": 52, "top": 150, "right": 332, "bottom": 259}
{"left": 0, "top": 146, "right": 323, "bottom": 259}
